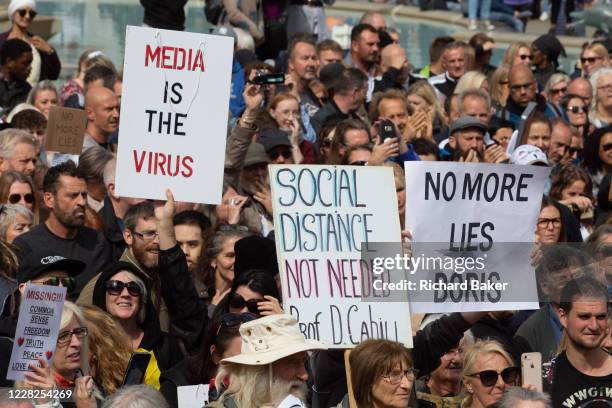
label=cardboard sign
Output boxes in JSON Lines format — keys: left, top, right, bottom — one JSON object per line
{"left": 7, "top": 283, "right": 66, "bottom": 381}
{"left": 271, "top": 165, "right": 413, "bottom": 348}
{"left": 115, "top": 26, "right": 233, "bottom": 204}
{"left": 177, "top": 384, "right": 209, "bottom": 408}
{"left": 45, "top": 106, "right": 87, "bottom": 155}
{"left": 404, "top": 162, "right": 550, "bottom": 313}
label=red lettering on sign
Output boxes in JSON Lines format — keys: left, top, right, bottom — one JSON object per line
{"left": 132, "top": 150, "right": 194, "bottom": 178}
{"left": 144, "top": 45, "right": 205, "bottom": 72}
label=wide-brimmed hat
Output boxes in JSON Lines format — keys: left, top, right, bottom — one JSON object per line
{"left": 222, "top": 314, "right": 326, "bottom": 365}
{"left": 243, "top": 142, "right": 270, "bottom": 168}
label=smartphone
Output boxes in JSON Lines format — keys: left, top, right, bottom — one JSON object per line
{"left": 521, "top": 352, "right": 543, "bottom": 392}
{"left": 122, "top": 352, "right": 151, "bottom": 386}
{"left": 252, "top": 72, "right": 285, "bottom": 85}
{"left": 378, "top": 120, "right": 396, "bottom": 143}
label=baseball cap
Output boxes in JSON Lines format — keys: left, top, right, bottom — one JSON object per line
{"left": 17, "top": 251, "right": 86, "bottom": 284}
{"left": 258, "top": 129, "right": 291, "bottom": 153}
{"left": 510, "top": 144, "right": 549, "bottom": 166}
{"left": 450, "top": 116, "right": 488, "bottom": 135}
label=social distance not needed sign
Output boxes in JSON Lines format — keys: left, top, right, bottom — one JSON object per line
{"left": 116, "top": 26, "right": 233, "bottom": 204}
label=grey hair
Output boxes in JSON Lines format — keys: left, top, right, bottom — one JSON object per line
{"left": 497, "top": 387, "right": 552, "bottom": 408}
{"left": 589, "top": 67, "right": 612, "bottom": 115}
{"left": 113, "top": 270, "right": 148, "bottom": 325}
{"left": 101, "top": 385, "right": 169, "bottom": 408}
{"left": 457, "top": 88, "right": 491, "bottom": 114}
{"left": 103, "top": 157, "right": 116, "bottom": 187}
{"left": 26, "top": 80, "right": 58, "bottom": 106}
{"left": 0, "top": 204, "right": 33, "bottom": 240}
{"left": 78, "top": 146, "right": 114, "bottom": 184}
{"left": 544, "top": 73, "right": 570, "bottom": 98}
{"left": 0, "top": 129, "right": 37, "bottom": 159}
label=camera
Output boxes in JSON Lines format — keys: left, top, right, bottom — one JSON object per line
{"left": 378, "top": 119, "right": 397, "bottom": 143}
{"left": 251, "top": 71, "right": 285, "bottom": 85}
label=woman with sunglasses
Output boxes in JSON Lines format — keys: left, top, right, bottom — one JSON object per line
{"left": 501, "top": 43, "right": 532, "bottom": 68}
{"left": 580, "top": 43, "right": 609, "bottom": 79}
{"left": 346, "top": 339, "right": 416, "bottom": 408}
{"left": 92, "top": 261, "right": 183, "bottom": 389}
{"left": 22, "top": 302, "right": 97, "bottom": 405}
{"left": 583, "top": 125, "right": 612, "bottom": 196}
{"left": 461, "top": 340, "right": 519, "bottom": 408}
{"left": 0, "top": 171, "right": 38, "bottom": 221}
{"left": 543, "top": 73, "right": 569, "bottom": 107}
{"left": 160, "top": 312, "right": 256, "bottom": 407}
{"left": 0, "top": 203, "right": 33, "bottom": 244}
{"left": 489, "top": 65, "right": 511, "bottom": 112}
{"left": 561, "top": 94, "right": 591, "bottom": 142}
{"left": 0, "top": 0, "right": 61, "bottom": 85}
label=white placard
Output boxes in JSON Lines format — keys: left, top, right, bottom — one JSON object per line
{"left": 7, "top": 283, "right": 66, "bottom": 381}
{"left": 177, "top": 384, "right": 209, "bottom": 408}
{"left": 271, "top": 165, "right": 413, "bottom": 348}
{"left": 404, "top": 162, "right": 550, "bottom": 313}
{"left": 115, "top": 26, "right": 233, "bottom": 204}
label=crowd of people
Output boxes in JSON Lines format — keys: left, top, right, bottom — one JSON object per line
{"left": 0, "top": 0, "right": 610, "bottom": 407}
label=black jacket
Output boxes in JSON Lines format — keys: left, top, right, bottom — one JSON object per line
{"left": 160, "top": 359, "right": 191, "bottom": 408}
{"left": 0, "top": 77, "right": 30, "bottom": 115}
{"left": 309, "top": 313, "right": 473, "bottom": 408}
{"left": 470, "top": 315, "right": 532, "bottom": 364}
{"left": 140, "top": 0, "right": 188, "bottom": 30}
{"left": 0, "top": 31, "right": 61, "bottom": 81}
{"left": 373, "top": 68, "right": 425, "bottom": 94}
{"left": 98, "top": 196, "right": 126, "bottom": 260}
{"left": 311, "top": 99, "right": 359, "bottom": 135}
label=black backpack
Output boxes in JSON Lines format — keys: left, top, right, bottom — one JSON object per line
{"left": 204, "top": 0, "right": 224, "bottom": 25}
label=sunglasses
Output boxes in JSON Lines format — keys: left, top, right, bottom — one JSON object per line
{"left": 41, "top": 276, "right": 76, "bottom": 294}
{"left": 581, "top": 56, "right": 601, "bottom": 64}
{"left": 569, "top": 146, "right": 583, "bottom": 156}
{"left": 215, "top": 312, "right": 258, "bottom": 336}
{"left": 519, "top": 54, "right": 532, "bottom": 60}
{"left": 550, "top": 87, "right": 567, "bottom": 95}
{"left": 269, "top": 149, "right": 292, "bottom": 161}
{"left": 568, "top": 105, "right": 588, "bottom": 114}
{"left": 467, "top": 366, "right": 520, "bottom": 387}
{"left": 229, "top": 292, "right": 263, "bottom": 314}
{"left": 106, "top": 280, "right": 142, "bottom": 297}
{"left": 57, "top": 326, "right": 88, "bottom": 345}
{"left": 17, "top": 9, "right": 37, "bottom": 18}
{"left": 603, "top": 143, "right": 612, "bottom": 152}
{"left": 349, "top": 161, "right": 368, "bottom": 166}
{"left": 8, "top": 193, "right": 34, "bottom": 204}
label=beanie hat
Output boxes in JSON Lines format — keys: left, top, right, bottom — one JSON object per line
{"left": 8, "top": 0, "right": 36, "bottom": 20}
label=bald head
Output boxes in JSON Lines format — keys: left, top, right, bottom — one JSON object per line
{"left": 509, "top": 65, "right": 537, "bottom": 107}
{"left": 381, "top": 44, "right": 409, "bottom": 83}
{"left": 568, "top": 77, "right": 593, "bottom": 106}
{"left": 360, "top": 11, "right": 386, "bottom": 30}
{"left": 85, "top": 87, "right": 119, "bottom": 138}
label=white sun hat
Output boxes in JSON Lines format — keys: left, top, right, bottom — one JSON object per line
{"left": 222, "top": 314, "right": 327, "bottom": 366}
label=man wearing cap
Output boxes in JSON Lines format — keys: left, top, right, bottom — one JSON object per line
{"left": 510, "top": 144, "right": 549, "bottom": 166}
{"left": 531, "top": 34, "right": 566, "bottom": 90}
{"left": 210, "top": 314, "right": 326, "bottom": 408}
{"left": 448, "top": 116, "right": 487, "bottom": 162}
{"left": 258, "top": 129, "right": 302, "bottom": 165}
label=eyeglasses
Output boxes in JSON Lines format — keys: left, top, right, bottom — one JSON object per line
{"left": 499, "top": 81, "right": 509, "bottom": 86}
{"left": 550, "top": 87, "right": 567, "bottom": 95}
{"left": 581, "top": 56, "right": 602, "bottom": 64}
{"left": 466, "top": 367, "right": 519, "bottom": 387}
{"left": 229, "top": 292, "right": 263, "bottom": 314}
{"left": 349, "top": 161, "right": 367, "bottom": 166}
{"left": 568, "top": 105, "right": 588, "bottom": 114}
{"left": 131, "top": 230, "right": 158, "bottom": 241}
{"left": 57, "top": 327, "right": 88, "bottom": 345}
{"left": 215, "top": 312, "right": 258, "bottom": 336}
{"left": 269, "top": 149, "right": 292, "bottom": 161}
{"left": 382, "top": 368, "right": 417, "bottom": 385}
{"left": 8, "top": 193, "right": 34, "bottom": 204}
{"left": 597, "top": 83, "right": 612, "bottom": 92}
{"left": 510, "top": 82, "right": 534, "bottom": 91}
{"left": 537, "top": 217, "right": 562, "bottom": 229}
{"left": 602, "top": 143, "right": 612, "bottom": 152}
{"left": 17, "top": 9, "right": 37, "bottom": 19}
{"left": 519, "top": 54, "right": 533, "bottom": 61}
{"left": 39, "top": 276, "right": 76, "bottom": 294}
{"left": 106, "top": 280, "right": 142, "bottom": 297}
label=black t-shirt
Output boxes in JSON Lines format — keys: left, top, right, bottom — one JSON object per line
{"left": 13, "top": 224, "right": 112, "bottom": 296}
{"left": 549, "top": 351, "right": 612, "bottom": 408}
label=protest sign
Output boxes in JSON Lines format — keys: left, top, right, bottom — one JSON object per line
{"left": 7, "top": 283, "right": 66, "bottom": 381}
{"left": 115, "top": 26, "right": 233, "bottom": 204}
{"left": 404, "top": 162, "right": 549, "bottom": 313}
{"left": 45, "top": 106, "right": 87, "bottom": 155}
{"left": 271, "top": 165, "right": 412, "bottom": 348}
{"left": 177, "top": 384, "right": 209, "bottom": 408}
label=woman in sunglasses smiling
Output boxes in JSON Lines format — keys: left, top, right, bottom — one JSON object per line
{"left": 584, "top": 125, "right": 612, "bottom": 196}
{"left": 0, "top": 0, "right": 61, "bottom": 84}
{"left": 562, "top": 94, "right": 591, "bottom": 141}
{"left": 92, "top": 261, "right": 183, "bottom": 389}
{"left": 462, "top": 340, "right": 519, "bottom": 408}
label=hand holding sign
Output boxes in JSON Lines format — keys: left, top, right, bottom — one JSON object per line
{"left": 24, "top": 356, "right": 54, "bottom": 389}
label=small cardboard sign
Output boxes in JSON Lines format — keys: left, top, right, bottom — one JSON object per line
{"left": 45, "top": 106, "right": 88, "bottom": 155}
{"left": 7, "top": 283, "right": 66, "bottom": 381}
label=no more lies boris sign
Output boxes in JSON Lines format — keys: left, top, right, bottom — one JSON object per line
{"left": 115, "top": 26, "right": 233, "bottom": 204}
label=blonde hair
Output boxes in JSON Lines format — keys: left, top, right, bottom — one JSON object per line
{"left": 461, "top": 340, "right": 515, "bottom": 408}
{"left": 110, "top": 270, "right": 147, "bottom": 325}
{"left": 406, "top": 81, "right": 447, "bottom": 125}
{"left": 502, "top": 42, "right": 531, "bottom": 67}
{"left": 216, "top": 364, "right": 274, "bottom": 408}
{"left": 489, "top": 64, "right": 511, "bottom": 107}
{"left": 582, "top": 43, "right": 610, "bottom": 68}
{"left": 59, "top": 302, "right": 90, "bottom": 376}
{"left": 454, "top": 71, "right": 487, "bottom": 95}
{"left": 81, "top": 305, "right": 132, "bottom": 395}
{"left": 544, "top": 73, "right": 570, "bottom": 100}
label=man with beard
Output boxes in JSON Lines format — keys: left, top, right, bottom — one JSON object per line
{"left": 544, "top": 275, "right": 611, "bottom": 407}
{"left": 83, "top": 86, "right": 119, "bottom": 151}
{"left": 210, "top": 314, "right": 326, "bottom": 408}
{"left": 416, "top": 336, "right": 469, "bottom": 407}
{"left": 12, "top": 160, "right": 112, "bottom": 297}
{"left": 447, "top": 116, "right": 486, "bottom": 162}
{"left": 345, "top": 24, "right": 379, "bottom": 102}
